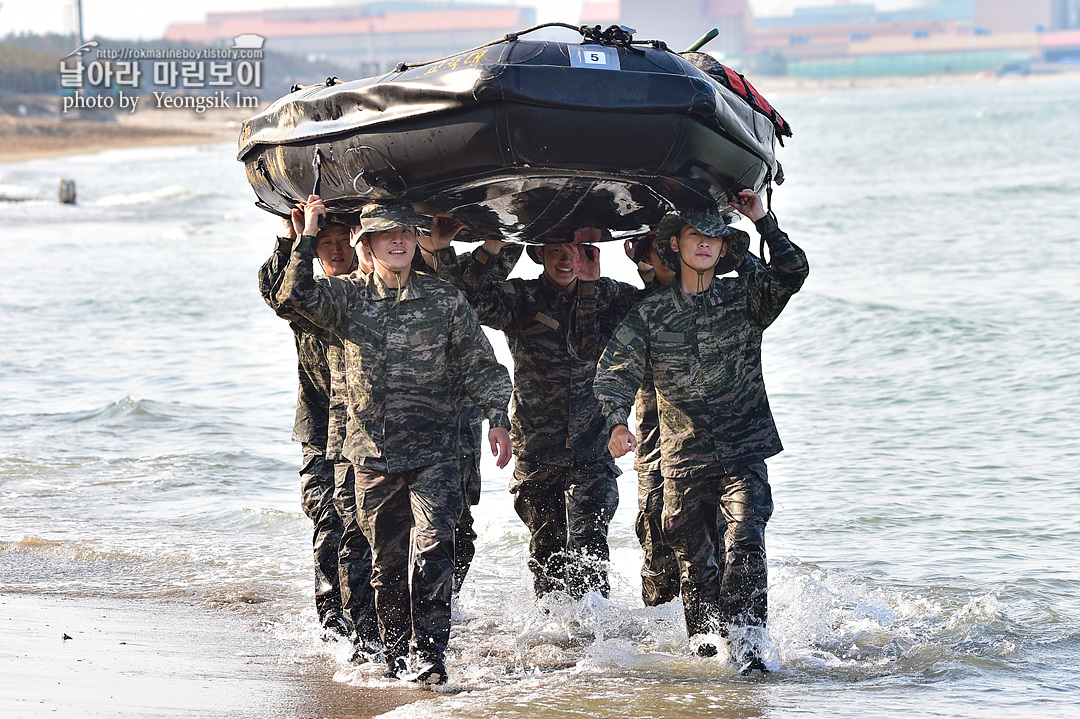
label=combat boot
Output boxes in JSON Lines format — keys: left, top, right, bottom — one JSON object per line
{"left": 414, "top": 657, "right": 448, "bottom": 685}
{"left": 383, "top": 655, "right": 408, "bottom": 680}
{"left": 321, "top": 614, "right": 352, "bottom": 641}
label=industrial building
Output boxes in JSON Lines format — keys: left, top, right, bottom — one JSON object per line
{"left": 164, "top": 2, "right": 535, "bottom": 77}
{"left": 165, "top": 0, "right": 1080, "bottom": 79}
{"left": 585, "top": 0, "right": 1080, "bottom": 76}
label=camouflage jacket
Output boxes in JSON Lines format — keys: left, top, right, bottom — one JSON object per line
{"left": 258, "top": 237, "right": 335, "bottom": 448}
{"left": 593, "top": 216, "right": 809, "bottom": 479}
{"left": 276, "top": 235, "right": 512, "bottom": 473}
{"left": 426, "top": 244, "right": 523, "bottom": 458}
{"left": 325, "top": 340, "right": 348, "bottom": 460}
{"left": 435, "top": 244, "right": 637, "bottom": 467}
{"left": 633, "top": 276, "right": 667, "bottom": 474}
{"left": 568, "top": 272, "right": 657, "bottom": 472}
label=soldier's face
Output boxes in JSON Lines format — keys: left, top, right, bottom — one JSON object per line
{"left": 350, "top": 229, "right": 376, "bottom": 274}
{"left": 672, "top": 226, "right": 727, "bottom": 273}
{"left": 315, "top": 226, "right": 355, "bottom": 277}
{"left": 541, "top": 243, "right": 576, "bottom": 287}
{"left": 365, "top": 226, "right": 417, "bottom": 272}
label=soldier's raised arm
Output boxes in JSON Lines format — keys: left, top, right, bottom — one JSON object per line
{"left": 431, "top": 237, "right": 525, "bottom": 331}
{"left": 275, "top": 195, "right": 354, "bottom": 334}
{"left": 259, "top": 208, "right": 340, "bottom": 341}
{"left": 568, "top": 243, "right": 648, "bottom": 363}
{"left": 258, "top": 210, "right": 301, "bottom": 311}
{"left": 730, "top": 192, "right": 808, "bottom": 328}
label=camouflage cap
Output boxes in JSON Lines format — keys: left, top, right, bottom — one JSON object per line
{"left": 353, "top": 200, "right": 430, "bottom": 246}
{"left": 655, "top": 209, "right": 735, "bottom": 245}
{"left": 525, "top": 243, "right": 552, "bottom": 264}
{"left": 627, "top": 231, "right": 657, "bottom": 264}
{"left": 655, "top": 209, "right": 745, "bottom": 275}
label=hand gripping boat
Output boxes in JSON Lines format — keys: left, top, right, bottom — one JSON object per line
{"left": 237, "top": 24, "right": 792, "bottom": 241}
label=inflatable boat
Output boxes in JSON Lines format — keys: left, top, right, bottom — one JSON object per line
{"left": 237, "top": 24, "right": 791, "bottom": 241}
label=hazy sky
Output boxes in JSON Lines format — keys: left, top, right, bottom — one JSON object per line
{"left": 0, "top": 0, "right": 927, "bottom": 42}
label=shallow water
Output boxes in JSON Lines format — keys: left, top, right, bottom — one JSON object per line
{"left": 2, "top": 76, "right": 1079, "bottom": 718}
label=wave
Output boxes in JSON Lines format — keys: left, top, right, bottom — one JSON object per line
{"left": 90, "top": 184, "right": 210, "bottom": 207}
{"left": 0, "top": 183, "right": 49, "bottom": 202}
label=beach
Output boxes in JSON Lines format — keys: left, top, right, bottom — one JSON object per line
{"left": 0, "top": 593, "right": 422, "bottom": 718}
{"left": 0, "top": 95, "right": 247, "bottom": 164}
{"left": 2, "top": 71, "right": 1079, "bottom": 719}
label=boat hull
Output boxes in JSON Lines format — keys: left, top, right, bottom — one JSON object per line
{"left": 238, "top": 39, "right": 782, "bottom": 241}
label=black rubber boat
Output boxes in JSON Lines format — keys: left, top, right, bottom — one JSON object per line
{"left": 237, "top": 24, "right": 791, "bottom": 241}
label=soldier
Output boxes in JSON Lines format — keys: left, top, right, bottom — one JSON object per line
{"left": 324, "top": 238, "right": 384, "bottom": 662}
{"left": 593, "top": 191, "right": 808, "bottom": 673}
{"left": 261, "top": 208, "right": 383, "bottom": 662}
{"left": 570, "top": 233, "right": 681, "bottom": 607}
{"left": 426, "top": 227, "right": 639, "bottom": 600}
{"left": 257, "top": 210, "right": 356, "bottom": 640}
{"left": 277, "top": 195, "right": 513, "bottom": 685}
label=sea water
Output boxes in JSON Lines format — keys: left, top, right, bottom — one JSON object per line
{"left": 1, "top": 77, "right": 1078, "bottom": 718}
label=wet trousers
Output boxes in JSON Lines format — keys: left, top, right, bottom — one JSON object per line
{"left": 636, "top": 469, "right": 681, "bottom": 607}
{"left": 453, "top": 451, "right": 481, "bottom": 594}
{"left": 299, "top": 443, "right": 345, "bottom": 626}
{"left": 663, "top": 463, "right": 773, "bottom": 638}
{"left": 353, "top": 460, "right": 462, "bottom": 665}
{"left": 332, "top": 461, "right": 379, "bottom": 649}
{"left": 638, "top": 469, "right": 728, "bottom": 607}
{"left": 512, "top": 458, "right": 619, "bottom": 599}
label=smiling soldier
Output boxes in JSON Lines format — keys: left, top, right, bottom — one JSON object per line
{"left": 276, "top": 196, "right": 513, "bottom": 686}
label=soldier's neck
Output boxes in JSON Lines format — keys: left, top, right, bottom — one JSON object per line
{"left": 679, "top": 270, "right": 714, "bottom": 295}
{"left": 376, "top": 265, "right": 410, "bottom": 289}
{"left": 542, "top": 271, "right": 576, "bottom": 294}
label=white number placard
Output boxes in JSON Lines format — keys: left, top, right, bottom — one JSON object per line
{"left": 570, "top": 46, "right": 621, "bottom": 71}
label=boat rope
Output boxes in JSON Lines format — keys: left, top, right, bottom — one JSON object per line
{"left": 392, "top": 23, "right": 668, "bottom": 72}
{"left": 761, "top": 171, "right": 775, "bottom": 267}
{"left": 311, "top": 148, "right": 326, "bottom": 230}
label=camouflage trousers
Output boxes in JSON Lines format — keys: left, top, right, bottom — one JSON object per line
{"left": 299, "top": 444, "right": 345, "bottom": 627}
{"left": 663, "top": 463, "right": 773, "bottom": 638}
{"left": 511, "top": 458, "right": 620, "bottom": 599}
{"left": 353, "top": 460, "right": 463, "bottom": 666}
{"left": 332, "top": 461, "right": 379, "bottom": 650}
{"left": 453, "top": 451, "right": 481, "bottom": 594}
{"left": 636, "top": 469, "right": 681, "bottom": 607}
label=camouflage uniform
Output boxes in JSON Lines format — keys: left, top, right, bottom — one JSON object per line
{"left": 434, "top": 243, "right": 636, "bottom": 599}
{"left": 452, "top": 408, "right": 483, "bottom": 594}
{"left": 277, "top": 234, "right": 511, "bottom": 670}
{"left": 258, "top": 237, "right": 348, "bottom": 633}
{"left": 326, "top": 342, "right": 380, "bottom": 653}
{"left": 593, "top": 214, "right": 808, "bottom": 637}
{"left": 570, "top": 270, "right": 683, "bottom": 607}
{"left": 425, "top": 245, "right": 522, "bottom": 594}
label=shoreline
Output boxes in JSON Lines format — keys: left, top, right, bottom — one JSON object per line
{"left": 0, "top": 592, "right": 426, "bottom": 718}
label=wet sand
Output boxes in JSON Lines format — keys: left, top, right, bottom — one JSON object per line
{"left": 0, "top": 593, "right": 428, "bottom": 718}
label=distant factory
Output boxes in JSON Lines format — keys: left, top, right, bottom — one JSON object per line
{"left": 164, "top": 2, "right": 535, "bottom": 77}
{"left": 164, "top": 0, "right": 1080, "bottom": 78}
{"left": 587, "top": 0, "right": 1080, "bottom": 76}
